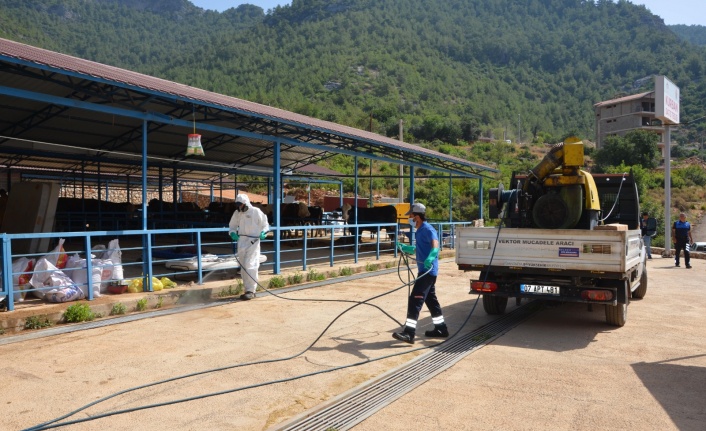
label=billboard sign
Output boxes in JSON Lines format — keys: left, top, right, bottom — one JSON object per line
{"left": 655, "top": 75, "right": 679, "bottom": 125}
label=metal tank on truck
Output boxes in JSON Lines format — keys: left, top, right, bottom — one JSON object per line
{"left": 456, "top": 138, "right": 647, "bottom": 326}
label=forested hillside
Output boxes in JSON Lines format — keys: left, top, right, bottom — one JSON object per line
{"left": 1, "top": 0, "right": 705, "bottom": 147}
{"left": 670, "top": 24, "right": 706, "bottom": 47}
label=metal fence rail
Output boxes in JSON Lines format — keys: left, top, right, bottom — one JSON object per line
{"left": 1, "top": 221, "right": 474, "bottom": 312}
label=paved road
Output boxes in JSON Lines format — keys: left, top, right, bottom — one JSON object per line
{"left": 3, "top": 256, "right": 704, "bottom": 431}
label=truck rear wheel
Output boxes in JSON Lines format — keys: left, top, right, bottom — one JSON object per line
{"left": 605, "top": 281, "right": 628, "bottom": 326}
{"left": 632, "top": 267, "right": 647, "bottom": 299}
{"left": 483, "top": 295, "right": 508, "bottom": 315}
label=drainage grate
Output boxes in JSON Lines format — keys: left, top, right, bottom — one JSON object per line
{"left": 275, "top": 301, "right": 541, "bottom": 431}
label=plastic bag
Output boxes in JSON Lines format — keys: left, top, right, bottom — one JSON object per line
{"left": 11, "top": 257, "right": 35, "bottom": 302}
{"left": 45, "top": 285, "right": 84, "bottom": 303}
{"left": 186, "top": 134, "right": 205, "bottom": 156}
{"left": 160, "top": 277, "right": 176, "bottom": 289}
{"left": 105, "top": 239, "right": 124, "bottom": 281}
{"left": 151, "top": 277, "right": 163, "bottom": 291}
{"left": 45, "top": 238, "right": 68, "bottom": 269}
{"left": 127, "top": 278, "right": 143, "bottom": 293}
{"left": 29, "top": 258, "right": 54, "bottom": 298}
{"left": 63, "top": 254, "right": 82, "bottom": 280}
{"left": 30, "top": 257, "right": 82, "bottom": 302}
{"left": 91, "top": 244, "right": 107, "bottom": 259}
{"left": 65, "top": 254, "right": 103, "bottom": 298}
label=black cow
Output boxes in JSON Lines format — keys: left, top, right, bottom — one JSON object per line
{"left": 281, "top": 202, "right": 310, "bottom": 239}
{"left": 148, "top": 198, "right": 204, "bottom": 222}
{"left": 342, "top": 204, "right": 398, "bottom": 243}
{"left": 206, "top": 201, "right": 236, "bottom": 224}
{"left": 305, "top": 206, "right": 324, "bottom": 237}
{"left": 55, "top": 197, "right": 136, "bottom": 231}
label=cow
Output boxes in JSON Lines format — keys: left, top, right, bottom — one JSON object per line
{"left": 206, "top": 201, "right": 236, "bottom": 224}
{"left": 281, "top": 202, "right": 310, "bottom": 239}
{"left": 251, "top": 202, "right": 309, "bottom": 240}
{"left": 341, "top": 203, "right": 399, "bottom": 243}
{"left": 55, "top": 197, "right": 136, "bottom": 231}
{"left": 304, "top": 206, "right": 324, "bottom": 237}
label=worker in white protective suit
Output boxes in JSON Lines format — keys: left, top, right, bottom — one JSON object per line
{"left": 228, "top": 194, "right": 269, "bottom": 300}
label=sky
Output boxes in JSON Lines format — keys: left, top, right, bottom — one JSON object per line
{"left": 190, "top": 0, "right": 706, "bottom": 26}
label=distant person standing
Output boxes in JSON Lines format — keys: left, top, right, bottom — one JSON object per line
{"left": 640, "top": 211, "right": 657, "bottom": 259}
{"left": 672, "top": 212, "right": 693, "bottom": 269}
{"left": 228, "top": 194, "right": 269, "bottom": 300}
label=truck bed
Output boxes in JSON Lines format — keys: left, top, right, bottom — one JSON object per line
{"left": 455, "top": 226, "right": 643, "bottom": 277}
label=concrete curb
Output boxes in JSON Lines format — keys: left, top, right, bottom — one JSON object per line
{"left": 0, "top": 251, "right": 455, "bottom": 336}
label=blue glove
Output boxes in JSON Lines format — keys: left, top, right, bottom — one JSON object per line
{"left": 396, "top": 242, "right": 415, "bottom": 255}
{"left": 230, "top": 232, "right": 239, "bottom": 241}
{"left": 424, "top": 247, "right": 440, "bottom": 270}
{"left": 259, "top": 231, "right": 267, "bottom": 240}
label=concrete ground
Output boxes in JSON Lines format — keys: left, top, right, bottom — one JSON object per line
{"left": 2, "top": 253, "right": 705, "bottom": 431}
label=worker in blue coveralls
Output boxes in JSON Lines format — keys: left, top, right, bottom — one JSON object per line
{"left": 393, "top": 202, "right": 448, "bottom": 344}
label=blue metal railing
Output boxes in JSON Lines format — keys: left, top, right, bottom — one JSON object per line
{"left": 1, "top": 220, "right": 475, "bottom": 312}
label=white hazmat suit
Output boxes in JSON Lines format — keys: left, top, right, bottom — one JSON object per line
{"left": 228, "top": 194, "right": 269, "bottom": 297}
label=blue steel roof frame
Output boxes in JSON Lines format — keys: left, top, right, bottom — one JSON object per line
{"left": 0, "top": 38, "right": 498, "bottom": 181}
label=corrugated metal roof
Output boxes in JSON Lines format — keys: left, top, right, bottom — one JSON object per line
{"left": 0, "top": 37, "right": 497, "bottom": 181}
{"left": 594, "top": 91, "right": 653, "bottom": 108}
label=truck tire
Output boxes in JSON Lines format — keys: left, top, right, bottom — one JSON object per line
{"left": 483, "top": 295, "right": 508, "bottom": 315}
{"left": 605, "top": 281, "right": 628, "bottom": 326}
{"left": 632, "top": 267, "right": 647, "bottom": 299}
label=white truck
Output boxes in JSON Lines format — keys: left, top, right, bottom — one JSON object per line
{"left": 456, "top": 141, "right": 647, "bottom": 326}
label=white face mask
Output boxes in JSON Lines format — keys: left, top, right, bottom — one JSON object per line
{"left": 408, "top": 218, "right": 416, "bottom": 226}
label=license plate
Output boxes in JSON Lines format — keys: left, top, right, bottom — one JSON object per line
{"left": 520, "top": 284, "right": 560, "bottom": 295}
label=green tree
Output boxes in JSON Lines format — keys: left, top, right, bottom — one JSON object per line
{"left": 594, "top": 130, "right": 659, "bottom": 170}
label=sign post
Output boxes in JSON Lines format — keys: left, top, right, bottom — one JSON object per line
{"left": 654, "top": 75, "right": 680, "bottom": 257}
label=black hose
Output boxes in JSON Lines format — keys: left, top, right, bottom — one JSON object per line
{"left": 25, "top": 238, "right": 480, "bottom": 431}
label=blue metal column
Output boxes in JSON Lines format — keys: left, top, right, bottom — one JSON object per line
{"left": 158, "top": 167, "right": 163, "bottom": 204}
{"left": 409, "top": 167, "right": 415, "bottom": 207}
{"left": 84, "top": 235, "right": 94, "bottom": 300}
{"left": 267, "top": 177, "right": 272, "bottom": 204}
{"left": 353, "top": 156, "right": 359, "bottom": 263}
{"left": 141, "top": 121, "right": 153, "bottom": 291}
{"left": 172, "top": 167, "right": 178, "bottom": 220}
{"left": 478, "top": 177, "right": 484, "bottom": 220}
{"left": 449, "top": 174, "right": 453, "bottom": 223}
{"left": 409, "top": 167, "right": 415, "bottom": 244}
{"left": 2, "top": 234, "right": 14, "bottom": 311}
{"left": 369, "top": 159, "right": 373, "bottom": 207}
{"left": 97, "top": 163, "right": 102, "bottom": 228}
{"left": 273, "top": 140, "right": 282, "bottom": 274}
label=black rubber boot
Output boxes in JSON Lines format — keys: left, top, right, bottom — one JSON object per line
{"left": 425, "top": 324, "right": 449, "bottom": 338}
{"left": 392, "top": 330, "right": 415, "bottom": 344}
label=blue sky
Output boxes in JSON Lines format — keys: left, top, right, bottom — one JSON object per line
{"left": 190, "top": 1, "right": 706, "bottom": 26}
{"left": 191, "top": 0, "right": 291, "bottom": 13}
